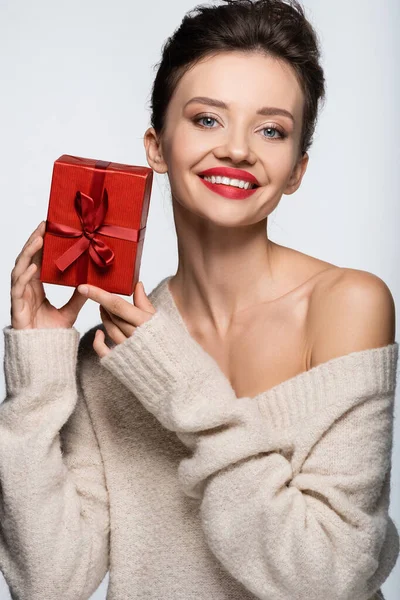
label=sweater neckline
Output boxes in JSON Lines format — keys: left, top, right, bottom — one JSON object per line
{"left": 156, "top": 275, "right": 399, "bottom": 403}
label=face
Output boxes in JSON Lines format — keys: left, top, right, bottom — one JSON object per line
{"left": 144, "top": 51, "right": 309, "bottom": 228}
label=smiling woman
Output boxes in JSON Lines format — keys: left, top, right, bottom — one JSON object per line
{"left": 1, "top": 2, "right": 397, "bottom": 600}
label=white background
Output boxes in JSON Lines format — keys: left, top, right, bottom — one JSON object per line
{"left": 0, "top": 0, "right": 399, "bottom": 598}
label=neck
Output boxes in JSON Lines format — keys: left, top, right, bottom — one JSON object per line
{"left": 168, "top": 197, "right": 285, "bottom": 338}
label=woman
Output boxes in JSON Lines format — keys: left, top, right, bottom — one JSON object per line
{"left": 1, "top": 1, "right": 397, "bottom": 599}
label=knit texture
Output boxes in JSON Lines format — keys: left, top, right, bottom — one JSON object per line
{"left": 0, "top": 274, "right": 398, "bottom": 600}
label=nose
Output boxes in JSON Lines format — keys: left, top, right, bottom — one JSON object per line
{"left": 212, "top": 123, "right": 257, "bottom": 165}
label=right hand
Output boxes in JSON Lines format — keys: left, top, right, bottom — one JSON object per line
{"left": 10, "top": 221, "right": 88, "bottom": 330}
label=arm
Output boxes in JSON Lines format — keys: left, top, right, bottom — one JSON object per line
{"left": 0, "top": 326, "right": 110, "bottom": 600}
{"left": 99, "top": 274, "right": 398, "bottom": 600}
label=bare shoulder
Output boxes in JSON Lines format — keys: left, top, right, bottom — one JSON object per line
{"left": 308, "top": 268, "right": 396, "bottom": 368}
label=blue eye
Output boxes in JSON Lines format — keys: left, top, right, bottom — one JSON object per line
{"left": 195, "top": 116, "right": 218, "bottom": 128}
{"left": 261, "top": 126, "right": 286, "bottom": 140}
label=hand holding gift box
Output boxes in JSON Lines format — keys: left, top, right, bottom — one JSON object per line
{"left": 40, "top": 155, "right": 153, "bottom": 296}
{"left": 75, "top": 281, "right": 157, "bottom": 358}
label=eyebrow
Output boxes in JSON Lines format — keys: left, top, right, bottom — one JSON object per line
{"left": 184, "top": 96, "right": 295, "bottom": 123}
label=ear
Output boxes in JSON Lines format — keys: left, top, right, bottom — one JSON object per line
{"left": 283, "top": 152, "right": 309, "bottom": 196}
{"left": 143, "top": 127, "right": 168, "bottom": 174}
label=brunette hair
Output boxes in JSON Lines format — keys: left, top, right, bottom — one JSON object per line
{"left": 149, "top": 0, "right": 326, "bottom": 159}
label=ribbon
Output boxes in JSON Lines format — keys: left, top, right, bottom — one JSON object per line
{"left": 46, "top": 160, "right": 144, "bottom": 284}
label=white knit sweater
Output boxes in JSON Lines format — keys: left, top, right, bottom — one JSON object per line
{"left": 0, "top": 275, "right": 398, "bottom": 600}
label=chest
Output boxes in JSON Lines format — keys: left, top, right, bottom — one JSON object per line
{"left": 187, "top": 294, "right": 312, "bottom": 399}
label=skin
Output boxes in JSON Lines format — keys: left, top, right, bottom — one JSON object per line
{"left": 143, "top": 50, "right": 309, "bottom": 336}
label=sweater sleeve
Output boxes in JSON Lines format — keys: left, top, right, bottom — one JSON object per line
{"left": 100, "top": 309, "right": 399, "bottom": 600}
{"left": 0, "top": 326, "right": 110, "bottom": 600}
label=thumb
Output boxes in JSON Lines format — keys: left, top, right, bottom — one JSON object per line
{"left": 133, "top": 281, "right": 156, "bottom": 314}
{"left": 59, "top": 287, "right": 89, "bottom": 320}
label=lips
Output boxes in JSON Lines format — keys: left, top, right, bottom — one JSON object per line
{"left": 198, "top": 175, "right": 258, "bottom": 200}
{"left": 198, "top": 167, "right": 260, "bottom": 187}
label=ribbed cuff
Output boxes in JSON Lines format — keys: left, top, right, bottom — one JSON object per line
{"left": 3, "top": 326, "right": 81, "bottom": 395}
{"left": 99, "top": 309, "right": 235, "bottom": 429}
{"left": 100, "top": 308, "right": 216, "bottom": 390}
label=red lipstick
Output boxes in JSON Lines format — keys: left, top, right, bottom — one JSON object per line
{"left": 199, "top": 177, "right": 258, "bottom": 200}
{"left": 198, "top": 167, "right": 260, "bottom": 186}
{"left": 197, "top": 166, "right": 260, "bottom": 200}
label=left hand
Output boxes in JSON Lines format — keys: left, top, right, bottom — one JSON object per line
{"left": 77, "top": 281, "right": 156, "bottom": 358}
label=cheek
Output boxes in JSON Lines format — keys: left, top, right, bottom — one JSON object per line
{"left": 170, "top": 121, "right": 215, "bottom": 161}
{"left": 266, "top": 149, "right": 296, "bottom": 181}
{"left": 166, "top": 136, "right": 204, "bottom": 187}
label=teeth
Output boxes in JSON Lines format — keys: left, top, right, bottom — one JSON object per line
{"left": 203, "top": 175, "right": 256, "bottom": 189}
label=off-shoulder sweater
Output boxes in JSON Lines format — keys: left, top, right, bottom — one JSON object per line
{"left": 0, "top": 275, "right": 399, "bottom": 600}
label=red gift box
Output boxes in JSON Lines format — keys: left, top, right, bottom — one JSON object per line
{"left": 40, "top": 155, "right": 153, "bottom": 296}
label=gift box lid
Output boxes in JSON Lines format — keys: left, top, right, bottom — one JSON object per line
{"left": 56, "top": 154, "right": 152, "bottom": 177}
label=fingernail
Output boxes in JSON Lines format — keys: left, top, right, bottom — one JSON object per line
{"left": 78, "top": 284, "right": 89, "bottom": 295}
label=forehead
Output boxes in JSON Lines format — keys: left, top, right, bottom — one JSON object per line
{"left": 169, "top": 51, "right": 303, "bottom": 121}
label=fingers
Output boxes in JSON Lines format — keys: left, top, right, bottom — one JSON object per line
{"left": 17, "top": 221, "right": 46, "bottom": 260}
{"left": 10, "top": 262, "right": 37, "bottom": 315}
{"left": 99, "top": 306, "right": 130, "bottom": 343}
{"left": 93, "top": 328, "right": 111, "bottom": 358}
{"left": 11, "top": 223, "right": 45, "bottom": 287}
{"left": 99, "top": 304, "right": 136, "bottom": 343}
{"left": 133, "top": 281, "right": 156, "bottom": 314}
{"left": 77, "top": 284, "right": 143, "bottom": 324}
